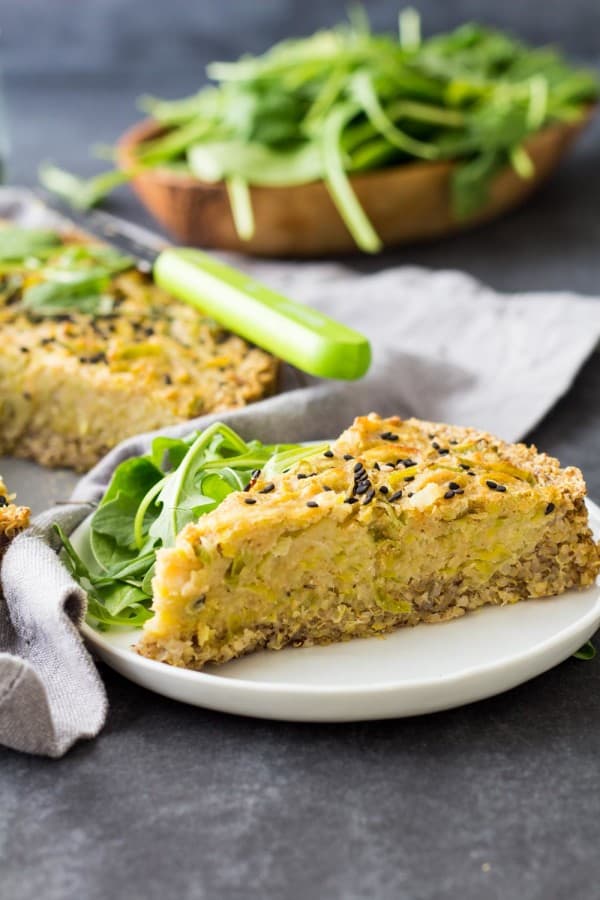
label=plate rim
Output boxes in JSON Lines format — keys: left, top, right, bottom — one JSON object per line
{"left": 78, "top": 498, "right": 600, "bottom": 698}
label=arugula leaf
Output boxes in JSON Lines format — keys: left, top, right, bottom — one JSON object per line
{"left": 573, "top": 640, "right": 596, "bottom": 661}
{"left": 54, "top": 524, "right": 153, "bottom": 628}
{"left": 90, "top": 456, "right": 163, "bottom": 571}
{"left": 39, "top": 164, "right": 133, "bottom": 210}
{"left": 149, "top": 434, "right": 197, "bottom": 470}
{"left": 147, "top": 422, "right": 247, "bottom": 548}
{"left": 188, "top": 140, "right": 324, "bottom": 186}
{"left": 226, "top": 175, "right": 255, "bottom": 241}
{"left": 21, "top": 277, "right": 114, "bottom": 317}
{"left": 451, "top": 149, "right": 501, "bottom": 219}
{"left": 322, "top": 102, "right": 383, "bottom": 253}
{"left": 19, "top": 242, "right": 134, "bottom": 318}
{"left": 0, "top": 227, "right": 61, "bottom": 261}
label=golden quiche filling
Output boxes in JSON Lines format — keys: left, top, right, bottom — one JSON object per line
{"left": 0, "top": 476, "right": 30, "bottom": 566}
{"left": 138, "top": 414, "right": 600, "bottom": 669}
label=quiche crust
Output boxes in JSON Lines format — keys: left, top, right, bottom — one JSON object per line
{"left": 139, "top": 414, "right": 600, "bottom": 669}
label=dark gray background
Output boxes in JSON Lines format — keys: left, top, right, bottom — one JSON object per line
{"left": 2, "top": 2, "right": 600, "bottom": 899}
{"left": 3, "top": 0, "right": 600, "bottom": 73}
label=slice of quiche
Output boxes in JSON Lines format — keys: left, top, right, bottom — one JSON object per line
{"left": 0, "top": 228, "right": 277, "bottom": 471}
{"left": 0, "top": 476, "right": 30, "bottom": 566}
{"left": 138, "top": 414, "right": 600, "bottom": 669}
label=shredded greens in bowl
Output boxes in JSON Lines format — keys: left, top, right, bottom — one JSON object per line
{"left": 56, "top": 423, "right": 327, "bottom": 629}
{"left": 40, "top": 8, "right": 599, "bottom": 251}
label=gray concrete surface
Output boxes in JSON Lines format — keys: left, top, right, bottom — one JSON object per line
{"left": 2, "top": 2, "right": 600, "bottom": 898}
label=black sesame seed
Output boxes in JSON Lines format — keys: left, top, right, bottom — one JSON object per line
{"left": 363, "top": 488, "right": 375, "bottom": 504}
{"left": 467, "top": 471, "right": 476, "bottom": 477}
{"left": 448, "top": 482, "right": 460, "bottom": 491}
{"left": 259, "top": 483, "right": 275, "bottom": 494}
{"left": 297, "top": 473, "right": 308, "bottom": 479}
{"left": 324, "top": 450, "right": 334, "bottom": 458}
{"left": 306, "top": 501, "right": 319, "bottom": 508}
{"left": 444, "top": 490, "right": 455, "bottom": 499}
{"left": 438, "top": 448, "right": 450, "bottom": 456}
{"left": 0, "top": 496, "right": 7, "bottom": 507}
{"left": 251, "top": 469, "right": 261, "bottom": 479}
{"left": 244, "top": 498, "right": 257, "bottom": 505}
{"left": 459, "top": 464, "right": 470, "bottom": 471}
{"left": 495, "top": 484, "right": 507, "bottom": 493}
{"left": 353, "top": 462, "right": 364, "bottom": 474}
{"left": 449, "top": 440, "right": 458, "bottom": 445}
{"left": 389, "top": 490, "right": 403, "bottom": 502}
{"left": 407, "top": 492, "right": 414, "bottom": 498}
{"left": 343, "top": 454, "right": 354, "bottom": 461}
{"left": 453, "top": 488, "right": 464, "bottom": 495}
{"left": 355, "top": 482, "right": 370, "bottom": 495}
{"left": 373, "top": 462, "right": 380, "bottom": 471}
{"left": 344, "top": 497, "right": 359, "bottom": 504}
{"left": 191, "top": 594, "right": 206, "bottom": 610}
{"left": 323, "top": 485, "right": 333, "bottom": 491}
{"left": 380, "top": 431, "right": 399, "bottom": 442}
{"left": 379, "top": 485, "right": 389, "bottom": 495}
{"left": 405, "top": 476, "right": 415, "bottom": 483}
{"left": 163, "top": 373, "right": 172, "bottom": 385}
{"left": 432, "top": 441, "right": 440, "bottom": 450}
{"left": 402, "top": 459, "right": 416, "bottom": 468}
{"left": 486, "top": 480, "right": 498, "bottom": 490}
{"left": 545, "top": 502, "right": 555, "bottom": 515}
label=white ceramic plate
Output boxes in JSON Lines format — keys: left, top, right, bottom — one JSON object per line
{"left": 74, "top": 500, "right": 600, "bottom": 722}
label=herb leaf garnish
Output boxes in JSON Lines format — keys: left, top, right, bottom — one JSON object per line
{"left": 573, "top": 640, "right": 596, "bottom": 661}
{"left": 0, "top": 227, "right": 62, "bottom": 261}
{"left": 5, "top": 237, "right": 135, "bottom": 318}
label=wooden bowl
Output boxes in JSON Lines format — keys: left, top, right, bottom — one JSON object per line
{"left": 117, "top": 112, "right": 592, "bottom": 257}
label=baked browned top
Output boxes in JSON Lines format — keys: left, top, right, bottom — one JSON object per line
{"left": 185, "top": 412, "right": 589, "bottom": 538}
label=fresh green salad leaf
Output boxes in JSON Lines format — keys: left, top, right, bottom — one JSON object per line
{"left": 39, "top": 163, "right": 133, "bottom": 210}
{"left": 7, "top": 238, "right": 135, "bottom": 319}
{"left": 56, "top": 422, "right": 328, "bottom": 630}
{"left": 38, "top": 9, "right": 599, "bottom": 251}
{"left": 188, "top": 140, "right": 324, "bottom": 186}
{"left": 0, "top": 227, "right": 62, "bottom": 262}
{"left": 21, "top": 279, "right": 116, "bottom": 317}
{"left": 322, "top": 101, "right": 383, "bottom": 253}
{"left": 573, "top": 640, "right": 596, "bottom": 661}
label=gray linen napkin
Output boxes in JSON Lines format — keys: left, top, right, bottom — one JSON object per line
{"left": 3, "top": 221, "right": 600, "bottom": 755}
